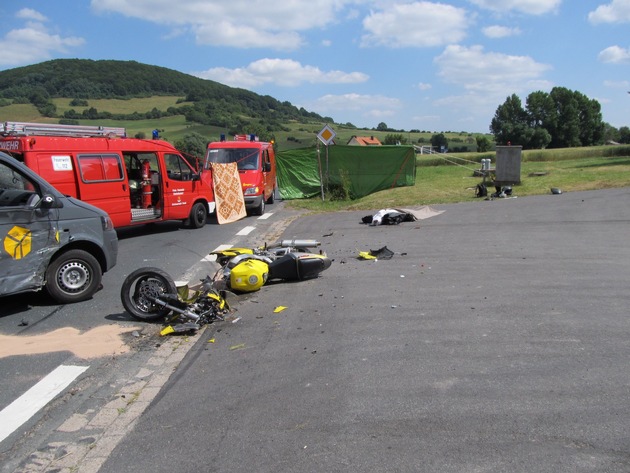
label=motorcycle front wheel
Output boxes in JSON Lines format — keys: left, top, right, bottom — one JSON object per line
{"left": 121, "top": 267, "right": 178, "bottom": 322}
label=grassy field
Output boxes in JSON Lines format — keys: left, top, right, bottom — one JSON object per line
{"left": 1, "top": 96, "right": 486, "bottom": 150}
{"left": 2, "top": 97, "right": 629, "bottom": 212}
{"left": 288, "top": 152, "right": 630, "bottom": 212}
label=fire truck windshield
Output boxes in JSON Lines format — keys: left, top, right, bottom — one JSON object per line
{"left": 206, "top": 148, "right": 259, "bottom": 171}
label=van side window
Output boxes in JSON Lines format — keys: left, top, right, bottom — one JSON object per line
{"left": 0, "top": 160, "right": 41, "bottom": 207}
{"left": 165, "top": 154, "right": 193, "bottom": 181}
{"left": 78, "top": 154, "right": 124, "bottom": 183}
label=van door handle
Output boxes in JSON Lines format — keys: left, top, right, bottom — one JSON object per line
{"left": 122, "top": 183, "right": 127, "bottom": 191}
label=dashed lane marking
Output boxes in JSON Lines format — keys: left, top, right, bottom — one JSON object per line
{"left": 236, "top": 225, "right": 256, "bottom": 236}
{"left": 0, "top": 364, "right": 88, "bottom": 444}
{"left": 201, "top": 244, "right": 233, "bottom": 263}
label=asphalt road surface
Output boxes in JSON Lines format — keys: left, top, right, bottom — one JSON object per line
{"left": 96, "top": 187, "right": 630, "bottom": 473}
{"left": 0, "top": 204, "right": 295, "bottom": 472}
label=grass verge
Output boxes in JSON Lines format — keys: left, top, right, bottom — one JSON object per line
{"left": 286, "top": 154, "right": 630, "bottom": 212}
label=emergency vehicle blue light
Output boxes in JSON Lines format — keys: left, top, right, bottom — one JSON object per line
{"left": 249, "top": 134, "right": 255, "bottom": 141}
{"left": 220, "top": 133, "right": 226, "bottom": 142}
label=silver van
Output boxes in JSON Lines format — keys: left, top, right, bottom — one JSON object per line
{"left": 0, "top": 151, "right": 118, "bottom": 303}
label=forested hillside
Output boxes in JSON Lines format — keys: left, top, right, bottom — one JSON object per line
{"left": 0, "top": 59, "right": 330, "bottom": 136}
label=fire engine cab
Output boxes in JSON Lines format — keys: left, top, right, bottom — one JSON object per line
{"left": 0, "top": 122, "right": 215, "bottom": 229}
{"left": 204, "top": 134, "right": 277, "bottom": 216}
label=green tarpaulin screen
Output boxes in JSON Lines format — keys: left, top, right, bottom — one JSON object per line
{"left": 277, "top": 145, "right": 416, "bottom": 200}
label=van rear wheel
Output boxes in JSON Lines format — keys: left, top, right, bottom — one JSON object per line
{"left": 45, "top": 249, "right": 102, "bottom": 303}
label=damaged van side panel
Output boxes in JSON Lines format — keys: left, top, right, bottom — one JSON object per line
{"left": 0, "top": 209, "right": 58, "bottom": 295}
{"left": 0, "top": 151, "right": 118, "bottom": 302}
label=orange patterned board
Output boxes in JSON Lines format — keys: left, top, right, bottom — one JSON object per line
{"left": 212, "top": 163, "right": 246, "bottom": 224}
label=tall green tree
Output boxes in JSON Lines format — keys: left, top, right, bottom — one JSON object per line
{"left": 574, "top": 91, "right": 604, "bottom": 146}
{"left": 383, "top": 133, "right": 407, "bottom": 145}
{"left": 431, "top": 132, "right": 448, "bottom": 150}
{"left": 491, "top": 88, "right": 605, "bottom": 149}
{"left": 475, "top": 135, "right": 492, "bottom": 152}
{"left": 490, "top": 94, "right": 532, "bottom": 146}
{"left": 548, "top": 87, "right": 580, "bottom": 148}
{"left": 526, "top": 91, "right": 555, "bottom": 128}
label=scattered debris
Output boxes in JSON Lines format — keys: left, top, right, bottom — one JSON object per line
{"left": 361, "top": 208, "right": 417, "bottom": 226}
{"left": 361, "top": 206, "right": 444, "bottom": 225}
{"left": 477, "top": 184, "right": 516, "bottom": 199}
{"left": 358, "top": 246, "right": 395, "bottom": 260}
{"left": 358, "top": 251, "right": 377, "bottom": 260}
{"left": 274, "top": 306, "right": 288, "bottom": 313}
{"left": 551, "top": 187, "right": 562, "bottom": 194}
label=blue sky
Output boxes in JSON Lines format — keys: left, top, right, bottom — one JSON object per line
{"left": 0, "top": 0, "right": 628, "bottom": 133}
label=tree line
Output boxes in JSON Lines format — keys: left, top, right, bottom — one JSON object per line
{"left": 489, "top": 87, "right": 629, "bottom": 149}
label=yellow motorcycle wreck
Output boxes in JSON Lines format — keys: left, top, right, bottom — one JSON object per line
{"left": 211, "top": 239, "right": 332, "bottom": 293}
{"left": 120, "top": 239, "right": 332, "bottom": 334}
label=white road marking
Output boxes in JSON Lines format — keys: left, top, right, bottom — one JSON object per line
{"left": 201, "top": 244, "right": 233, "bottom": 262}
{"left": 258, "top": 212, "right": 273, "bottom": 220}
{"left": 0, "top": 364, "right": 88, "bottom": 443}
{"left": 236, "top": 226, "right": 256, "bottom": 236}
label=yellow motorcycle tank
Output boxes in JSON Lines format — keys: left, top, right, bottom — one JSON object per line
{"left": 229, "top": 258, "right": 269, "bottom": 292}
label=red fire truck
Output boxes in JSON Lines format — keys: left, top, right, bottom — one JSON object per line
{"left": 0, "top": 122, "right": 215, "bottom": 229}
{"left": 204, "top": 134, "right": 277, "bottom": 216}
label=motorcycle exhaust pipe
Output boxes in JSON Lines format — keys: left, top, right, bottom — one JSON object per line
{"left": 150, "top": 296, "right": 200, "bottom": 322}
{"left": 270, "top": 239, "right": 321, "bottom": 249}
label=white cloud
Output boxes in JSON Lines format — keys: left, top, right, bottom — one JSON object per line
{"left": 310, "top": 93, "right": 402, "bottom": 123}
{"left": 193, "top": 58, "right": 369, "bottom": 88}
{"left": 435, "top": 44, "right": 551, "bottom": 97}
{"left": 0, "top": 10, "right": 84, "bottom": 68}
{"left": 417, "top": 82, "right": 432, "bottom": 91}
{"left": 194, "top": 22, "right": 304, "bottom": 51}
{"left": 468, "top": 0, "right": 561, "bottom": 15}
{"left": 588, "top": 0, "right": 630, "bottom": 24}
{"left": 604, "top": 79, "right": 630, "bottom": 88}
{"left": 16, "top": 8, "right": 48, "bottom": 22}
{"left": 361, "top": 2, "right": 469, "bottom": 48}
{"left": 482, "top": 25, "right": 522, "bottom": 38}
{"left": 91, "top": 0, "right": 354, "bottom": 50}
{"left": 432, "top": 44, "right": 552, "bottom": 127}
{"left": 598, "top": 45, "right": 630, "bottom": 64}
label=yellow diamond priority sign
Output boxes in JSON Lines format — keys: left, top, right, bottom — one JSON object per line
{"left": 317, "top": 124, "right": 336, "bottom": 145}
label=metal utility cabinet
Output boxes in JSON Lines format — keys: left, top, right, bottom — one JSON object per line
{"left": 495, "top": 145, "right": 522, "bottom": 185}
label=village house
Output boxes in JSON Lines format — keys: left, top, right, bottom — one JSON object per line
{"left": 347, "top": 135, "right": 382, "bottom": 146}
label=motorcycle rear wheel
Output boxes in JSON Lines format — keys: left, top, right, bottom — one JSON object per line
{"left": 121, "top": 267, "right": 177, "bottom": 322}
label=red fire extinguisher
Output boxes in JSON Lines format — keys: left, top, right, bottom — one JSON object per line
{"left": 141, "top": 159, "right": 152, "bottom": 208}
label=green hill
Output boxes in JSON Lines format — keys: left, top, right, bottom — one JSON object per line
{"left": 0, "top": 59, "right": 487, "bottom": 150}
{"left": 0, "top": 59, "right": 330, "bottom": 139}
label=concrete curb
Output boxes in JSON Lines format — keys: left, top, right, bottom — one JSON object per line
{"left": 11, "top": 329, "right": 205, "bottom": 473}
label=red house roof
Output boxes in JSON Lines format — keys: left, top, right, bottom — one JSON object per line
{"left": 347, "top": 135, "right": 382, "bottom": 146}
